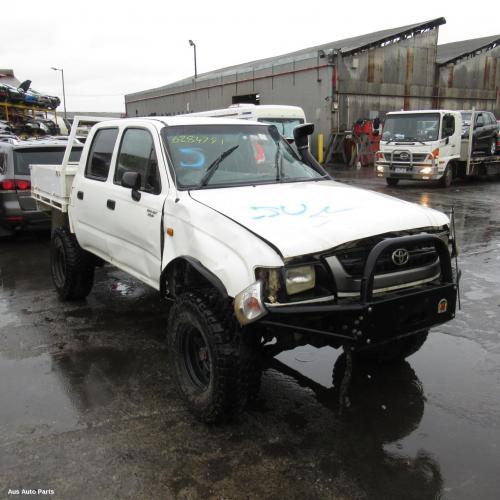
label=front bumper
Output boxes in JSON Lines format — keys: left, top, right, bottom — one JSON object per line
{"left": 259, "top": 234, "right": 458, "bottom": 346}
{"left": 376, "top": 163, "right": 444, "bottom": 181}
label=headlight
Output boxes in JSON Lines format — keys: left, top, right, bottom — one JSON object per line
{"left": 234, "top": 280, "right": 267, "bottom": 326}
{"left": 376, "top": 165, "right": 384, "bottom": 172}
{"left": 285, "top": 265, "right": 315, "bottom": 295}
{"left": 420, "top": 167, "right": 432, "bottom": 174}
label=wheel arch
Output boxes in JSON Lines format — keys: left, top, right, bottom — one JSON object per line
{"left": 161, "top": 256, "right": 229, "bottom": 300}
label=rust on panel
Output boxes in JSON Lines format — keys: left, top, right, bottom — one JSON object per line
{"left": 483, "top": 57, "right": 490, "bottom": 88}
{"left": 405, "top": 48, "right": 414, "bottom": 82}
{"left": 367, "top": 49, "right": 375, "bottom": 83}
{"left": 404, "top": 84, "right": 410, "bottom": 110}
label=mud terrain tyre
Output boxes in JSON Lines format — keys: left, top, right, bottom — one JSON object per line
{"left": 167, "top": 292, "right": 257, "bottom": 423}
{"left": 386, "top": 178, "right": 399, "bottom": 187}
{"left": 353, "top": 329, "right": 429, "bottom": 364}
{"left": 51, "top": 227, "right": 95, "bottom": 300}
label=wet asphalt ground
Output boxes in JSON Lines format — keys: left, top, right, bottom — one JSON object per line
{"left": 1, "top": 170, "right": 500, "bottom": 500}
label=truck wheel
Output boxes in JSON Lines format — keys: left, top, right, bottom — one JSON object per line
{"left": 488, "top": 138, "right": 496, "bottom": 156}
{"left": 51, "top": 227, "right": 95, "bottom": 300}
{"left": 353, "top": 330, "right": 428, "bottom": 364}
{"left": 167, "top": 292, "right": 249, "bottom": 423}
{"left": 386, "top": 178, "right": 399, "bottom": 186}
{"left": 439, "top": 166, "right": 453, "bottom": 188}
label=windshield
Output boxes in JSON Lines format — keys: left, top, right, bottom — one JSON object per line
{"left": 461, "top": 112, "right": 472, "bottom": 123}
{"left": 382, "top": 113, "right": 440, "bottom": 142}
{"left": 161, "top": 124, "right": 324, "bottom": 189}
{"left": 14, "top": 147, "right": 82, "bottom": 175}
{"left": 256, "top": 117, "right": 304, "bottom": 139}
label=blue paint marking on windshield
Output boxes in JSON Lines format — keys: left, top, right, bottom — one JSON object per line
{"left": 179, "top": 147, "right": 205, "bottom": 168}
{"left": 250, "top": 204, "right": 355, "bottom": 220}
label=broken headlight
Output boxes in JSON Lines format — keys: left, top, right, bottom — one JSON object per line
{"left": 285, "top": 265, "right": 316, "bottom": 295}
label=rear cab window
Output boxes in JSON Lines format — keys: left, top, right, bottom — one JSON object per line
{"left": 13, "top": 147, "right": 83, "bottom": 176}
{"left": 85, "top": 128, "right": 119, "bottom": 181}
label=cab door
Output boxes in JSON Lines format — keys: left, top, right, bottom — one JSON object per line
{"left": 104, "top": 126, "right": 167, "bottom": 289}
{"left": 71, "top": 127, "right": 119, "bottom": 260}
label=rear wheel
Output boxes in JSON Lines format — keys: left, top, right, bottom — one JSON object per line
{"left": 51, "top": 227, "right": 95, "bottom": 300}
{"left": 386, "top": 177, "right": 399, "bottom": 187}
{"left": 488, "top": 138, "right": 496, "bottom": 156}
{"left": 353, "top": 330, "right": 429, "bottom": 364}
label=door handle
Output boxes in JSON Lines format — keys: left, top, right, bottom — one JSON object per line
{"left": 107, "top": 199, "right": 116, "bottom": 210}
{"left": 77, "top": 191, "right": 84, "bottom": 200}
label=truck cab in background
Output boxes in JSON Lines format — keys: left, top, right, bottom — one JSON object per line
{"left": 376, "top": 109, "right": 500, "bottom": 188}
{"left": 375, "top": 110, "right": 462, "bottom": 187}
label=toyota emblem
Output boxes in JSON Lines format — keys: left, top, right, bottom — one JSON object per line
{"left": 392, "top": 248, "right": 410, "bottom": 266}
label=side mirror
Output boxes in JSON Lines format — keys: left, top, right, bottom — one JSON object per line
{"left": 293, "top": 123, "right": 314, "bottom": 150}
{"left": 121, "top": 171, "right": 141, "bottom": 201}
{"left": 445, "top": 137, "right": 450, "bottom": 145}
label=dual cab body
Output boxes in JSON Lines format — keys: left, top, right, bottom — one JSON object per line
{"left": 32, "top": 116, "right": 458, "bottom": 422}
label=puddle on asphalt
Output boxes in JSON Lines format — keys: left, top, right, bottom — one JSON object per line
{"left": 0, "top": 347, "right": 142, "bottom": 442}
{"left": 272, "top": 331, "right": 500, "bottom": 500}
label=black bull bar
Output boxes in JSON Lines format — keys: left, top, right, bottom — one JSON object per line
{"left": 260, "top": 234, "right": 458, "bottom": 345}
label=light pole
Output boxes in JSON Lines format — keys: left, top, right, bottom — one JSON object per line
{"left": 51, "top": 67, "right": 67, "bottom": 121}
{"left": 188, "top": 40, "right": 197, "bottom": 79}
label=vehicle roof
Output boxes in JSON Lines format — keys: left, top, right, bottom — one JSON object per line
{"left": 386, "top": 109, "right": 459, "bottom": 115}
{"left": 97, "top": 116, "right": 267, "bottom": 128}
{"left": 0, "top": 138, "right": 83, "bottom": 151}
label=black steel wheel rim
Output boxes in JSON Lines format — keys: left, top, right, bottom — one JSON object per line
{"left": 181, "top": 325, "right": 211, "bottom": 390}
{"left": 52, "top": 238, "right": 67, "bottom": 288}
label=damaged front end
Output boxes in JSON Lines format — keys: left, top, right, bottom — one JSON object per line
{"left": 238, "top": 230, "right": 459, "bottom": 352}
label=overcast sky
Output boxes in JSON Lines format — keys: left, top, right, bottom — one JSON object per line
{"left": 1, "top": 0, "right": 498, "bottom": 113}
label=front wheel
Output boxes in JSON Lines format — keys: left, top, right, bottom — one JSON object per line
{"left": 439, "top": 166, "right": 453, "bottom": 188}
{"left": 51, "top": 227, "right": 95, "bottom": 300}
{"left": 353, "top": 330, "right": 429, "bottom": 364}
{"left": 167, "top": 292, "right": 253, "bottom": 423}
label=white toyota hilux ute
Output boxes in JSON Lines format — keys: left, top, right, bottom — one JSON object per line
{"left": 31, "top": 116, "right": 459, "bottom": 423}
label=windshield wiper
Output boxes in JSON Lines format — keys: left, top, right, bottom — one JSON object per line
{"left": 401, "top": 137, "right": 426, "bottom": 145}
{"left": 274, "top": 142, "right": 283, "bottom": 181}
{"left": 198, "top": 145, "right": 239, "bottom": 187}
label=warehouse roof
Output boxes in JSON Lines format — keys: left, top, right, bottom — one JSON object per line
{"left": 126, "top": 17, "right": 446, "bottom": 101}
{"left": 0, "top": 69, "right": 20, "bottom": 87}
{"left": 437, "top": 35, "right": 500, "bottom": 64}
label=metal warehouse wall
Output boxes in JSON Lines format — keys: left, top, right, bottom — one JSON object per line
{"left": 437, "top": 45, "right": 500, "bottom": 115}
{"left": 336, "top": 29, "right": 438, "bottom": 129}
{"left": 126, "top": 25, "right": 500, "bottom": 158}
{"left": 126, "top": 29, "right": 442, "bottom": 154}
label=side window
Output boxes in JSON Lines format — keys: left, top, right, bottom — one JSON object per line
{"left": 442, "top": 115, "right": 455, "bottom": 138}
{"left": 114, "top": 128, "right": 161, "bottom": 195}
{"left": 475, "top": 114, "right": 484, "bottom": 127}
{"left": 85, "top": 128, "right": 118, "bottom": 181}
{"left": 0, "top": 151, "right": 6, "bottom": 175}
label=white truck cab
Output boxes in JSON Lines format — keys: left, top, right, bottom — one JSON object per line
{"left": 182, "top": 104, "right": 306, "bottom": 140}
{"left": 376, "top": 110, "right": 462, "bottom": 187}
{"left": 31, "top": 116, "right": 459, "bottom": 423}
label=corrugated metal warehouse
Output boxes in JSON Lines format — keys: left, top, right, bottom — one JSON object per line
{"left": 125, "top": 18, "right": 499, "bottom": 155}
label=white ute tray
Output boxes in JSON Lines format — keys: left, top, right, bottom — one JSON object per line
{"left": 31, "top": 162, "right": 79, "bottom": 212}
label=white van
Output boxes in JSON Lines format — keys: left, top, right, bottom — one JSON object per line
{"left": 183, "top": 104, "right": 306, "bottom": 140}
